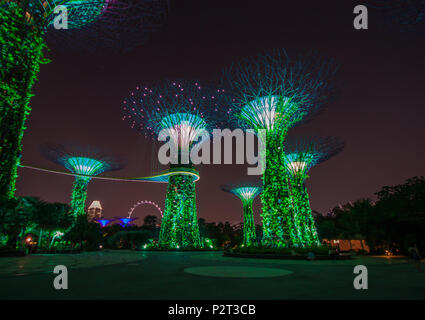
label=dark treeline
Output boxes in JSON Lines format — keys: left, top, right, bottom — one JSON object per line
{"left": 315, "top": 176, "right": 425, "bottom": 255}
{"left": 1, "top": 176, "right": 424, "bottom": 254}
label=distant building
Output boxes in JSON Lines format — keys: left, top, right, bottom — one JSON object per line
{"left": 87, "top": 201, "right": 102, "bottom": 221}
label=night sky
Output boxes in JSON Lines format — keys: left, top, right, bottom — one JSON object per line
{"left": 16, "top": 0, "right": 425, "bottom": 224}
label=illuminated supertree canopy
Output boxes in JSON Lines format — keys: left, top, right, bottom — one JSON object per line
{"left": 0, "top": 0, "right": 167, "bottom": 200}
{"left": 40, "top": 143, "right": 125, "bottom": 218}
{"left": 123, "top": 79, "right": 231, "bottom": 140}
{"left": 123, "top": 79, "right": 232, "bottom": 249}
{"left": 115, "top": 216, "right": 138, "bottom": 227}
{"left": 283, "top": 136, "right": 345, "bottom": 247}
{"left": 221, "top": 183, "right": 262, "bottom": 247}
{"left": 46, "top": 0, "right": 169, "bottom": 53}
{"left": 95, "top": 218, "right": 114, "bottom": 228}
{"left": 23, "top": 1, "right": 109, "bottom": 29}
{"left": 221, "top": 48, "right": 339, "bottom": 247}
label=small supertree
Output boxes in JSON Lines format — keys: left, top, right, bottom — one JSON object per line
{"left": 115, "top": 216, "right": 138, "bottom": 227}
{"left": 41, "top": 144, "right": 124, "bottom": 218}
{"left": 0, "top": 0, "right": 167, "bottom": 199}
{"left": 123, "top": 79, "right": 231, "bottom": 248}
{"left": 283, "top": 137, "right": 345, "bottom": 247}
{"left": 221, "top": 183, "right": 262, "bottom": 247}
{"left": 221, "top": 48, "right": 339, "bottom": 247}
{"left": 95, "top": 218, "right": 114, "bottom": 228}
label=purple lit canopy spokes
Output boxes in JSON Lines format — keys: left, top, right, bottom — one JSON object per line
{"left": 122, "top": 79, "right": 233, "bottom": 152}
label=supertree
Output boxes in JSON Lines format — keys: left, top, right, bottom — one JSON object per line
{"left": 123, "top": 79, "right": 231, "bottom": 249}
{"left": 115, "top": 216, "right": 138, "bottom": 227}
{"left": 40, "top": 143, "right": 125, "bottom": 218}
{"left": 95, "top": 218, "right": 114, "bottom": 228}
{"left": 221, "top": 183, "right": 262, "bottom": 247}
{"left": 283, "top": 137, "right": 345, "bottom": 247}
{"left": 221, "top": 49, "right": 339, "bottom": 247}
{"left": 0, "top": 0, "right": 167, "bottom": 199}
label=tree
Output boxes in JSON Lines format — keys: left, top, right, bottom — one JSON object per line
{"left": 319, "top": 177, "right": 425, "bottom": 254}
{"left": 143, "top": 215, "right": 158, "bottom": 229}
{"left": 0, "top": 196, "right": 38, "bottom": 249}
{"left": 107, "top": 230, "right": 153, "bottom": 249}
{"left": 375, "top": 176, "right": 425, "bottom": 253}
{"left": 64, "top": 215, "right": 102, "bottom": 250}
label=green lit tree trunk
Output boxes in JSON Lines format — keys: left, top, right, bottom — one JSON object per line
{"left": 70, "top": 177, "right": 90, "bottom": 218}
{"left": 159, "top": 181, "right": 177, "bottom": 246}
{"left": 300, "top": 183, "right": 320, "bottom": 246}
{"left": 286, "top": 174, "right": 306, "bottom": 247}
{"left": 0, "top": 3, "right": 46, "bottom": 199}
{"left": 290, "top": 174, "right": 320, "bottom": 246}
{"left": 242, "top": 200, "right": 256, "bottom": 246}
{"left": 159, "top": 173, "right": 201, "bottom": 248}
{"left": 261, "top": 132, "right": 302, "bottom": 247}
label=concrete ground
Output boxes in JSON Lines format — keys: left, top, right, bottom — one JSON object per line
{"left": 0, "top": 250, "right": 424, "bottom": 299}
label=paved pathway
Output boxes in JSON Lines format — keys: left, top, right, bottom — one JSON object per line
{"left": 0, "top": 251, "right": 424, "bottom": 299}
{"left": 0, "top": 250, "right": 147, "bottom": 276}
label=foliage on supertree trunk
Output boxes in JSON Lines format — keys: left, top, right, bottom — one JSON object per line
{"left": 261, "top": 132, "right": 302, "bottom": 247}
{"left": 70, "top": 177, "right": 90, "bottom": 218}
{"left": 160, "top": 173, "right": 201, "bottom": 248}
{"left": 288, "top": 174, "right": 320, "bottom": 246}
{"left": 284, "top": 136, "right": 345, "bottom": 246}
{"left": 221, "top": 184, "right": 261, "bottom": 247}
{"left": 241, "top": 201, "right": 256, "bottom": 246}
{"left": 0, "top": 2, "right": 47, "bottom": 199}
